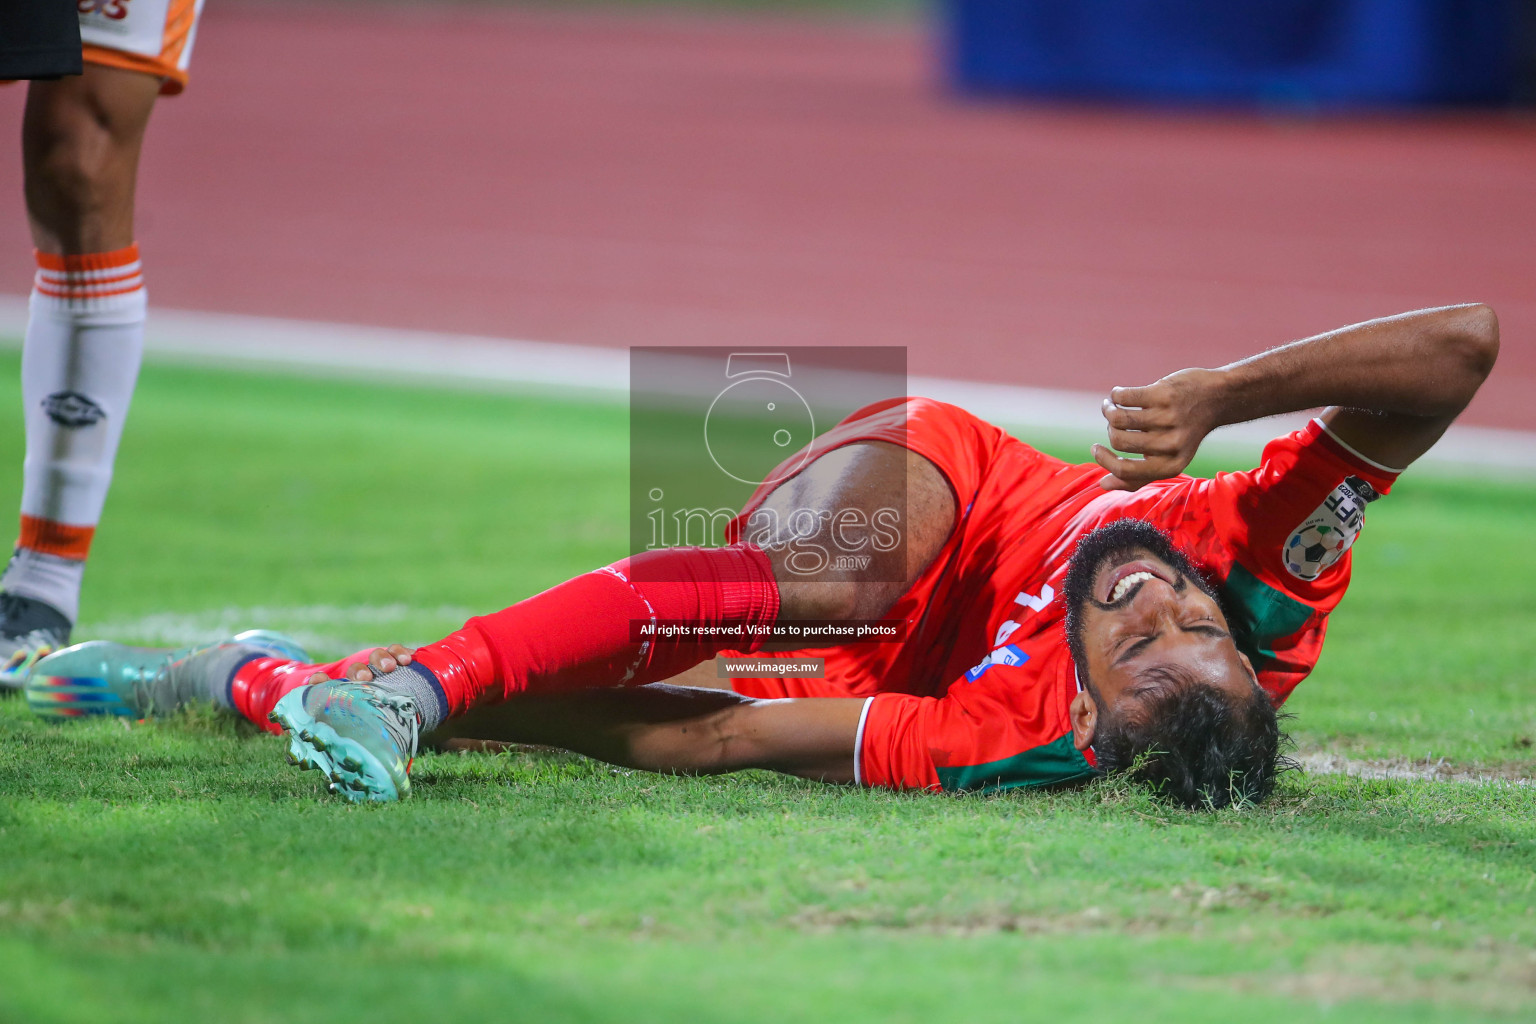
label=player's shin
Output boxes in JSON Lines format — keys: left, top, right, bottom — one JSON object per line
{"left": 4, "top": 247, "right": 146, "bottom": 625}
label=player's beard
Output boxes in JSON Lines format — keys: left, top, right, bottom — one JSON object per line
{"left": 1061, "top": 519, "right": 1226, "bottom": 693}
{"left": 1061, "top": 520, "right": 1282, "bottom": 801}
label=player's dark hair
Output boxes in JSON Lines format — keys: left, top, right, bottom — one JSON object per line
{"left": 1091, "top": 676, "right": 1293, "bottom": 810}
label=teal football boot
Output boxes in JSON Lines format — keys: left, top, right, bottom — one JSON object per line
{"left": 271, "top": 681, "right": 420, "bottom": 803}
{"left": 25, "top": 629, "right": 308, "bottom": 720}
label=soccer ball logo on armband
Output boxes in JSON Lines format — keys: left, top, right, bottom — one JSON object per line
{"left": 1284, "top": 523, "right": 1353, "bottom": 580}
{"left": 1282, "top": 475, "right": 1379, "bottom": 581}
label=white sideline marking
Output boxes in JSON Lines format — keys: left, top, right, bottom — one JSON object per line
{"left": 2, "top": 295, "right": 1533, "bottom": 473}
{"left": 82, "top": 604, "right": 477, "bottom": 656}
{"left": 1298, "top": 752, "right": 1532, "bottom": 787}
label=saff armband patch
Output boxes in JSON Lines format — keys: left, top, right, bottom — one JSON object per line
{"left": 1283, "top": 475, "right": 1380, "bottom": 581}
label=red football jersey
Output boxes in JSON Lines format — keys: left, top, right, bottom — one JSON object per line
{"left": 727, "top": 398, "right": 1399, "bottom": 793}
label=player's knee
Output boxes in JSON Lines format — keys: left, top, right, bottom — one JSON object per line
{"left": 762, "top": 520, "right": 903, "bottom": 620}
{"left": 775, "top": 577, "right": 862, "bottom": 623}
{"left": 23, "top": 100, "right": 136, "bottom": 221}
{"left": 25, "top": 131, "right": 118, "bottom": 221}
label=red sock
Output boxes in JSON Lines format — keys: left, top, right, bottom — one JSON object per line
{"left": 229, "top": 649, "right": 376, "bottom": 734}
{"left": 412, "top": 544, "right": 780, "bottom": 716}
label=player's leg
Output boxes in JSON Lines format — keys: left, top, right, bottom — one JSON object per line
{"left": 273, "top": 442, "right": 957, "bottom": 801}
{"left": 23, "top": 65, "right": 161, "bottom": 252}
{"left": 0, "top": 65, "right": 161, "bottom": 686}
{"left": 330, "top": 440, "right": 953, "bottom": 725}
{"left": 25, "top": 630, "right": 313, "bottom": 720}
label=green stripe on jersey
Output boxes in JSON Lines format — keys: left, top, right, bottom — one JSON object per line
{"left": 1222, "top": 562, "right": 1314, "bottom": 664}
{"left": 936, "top": 733, "right": 1097, "bottom": 794}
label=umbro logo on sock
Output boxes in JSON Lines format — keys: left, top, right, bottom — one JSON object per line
{"left": 41, "top": 391, "right": 106, "bottom": 428}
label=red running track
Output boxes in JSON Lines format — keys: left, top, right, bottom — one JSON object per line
{"left": 2, "top": 2, "right": 1533, "bottom": 429}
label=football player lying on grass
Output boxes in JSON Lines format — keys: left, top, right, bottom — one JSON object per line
{"left": 27, "top": 305, "right": 1499, "bottom": 809}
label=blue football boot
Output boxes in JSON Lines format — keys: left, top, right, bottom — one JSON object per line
{"left": 25, "top": 628, "right": 309, "bottom": 720}
{"left": 271, "top": 680, "right": 420, "bottom": 803}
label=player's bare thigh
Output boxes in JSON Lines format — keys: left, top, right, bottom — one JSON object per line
{"left": 663, "top": 440, "right": 957, "bottom": 688}
{"left": 23, "top": 63, "right": 162, "bottom": 253}
{"left": 753, "top": 440, "right": 955, "bottom": 624}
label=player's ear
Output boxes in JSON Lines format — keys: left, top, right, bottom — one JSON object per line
{"left": 1070, "top": 689, "right": 1098, "bottom": 751}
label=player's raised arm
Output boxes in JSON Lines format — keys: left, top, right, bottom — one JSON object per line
{"left": 1094, "top": 303, "right": 1500, "bottom": 490}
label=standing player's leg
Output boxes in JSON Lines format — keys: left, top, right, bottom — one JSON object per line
{"left": 0, "top": 65, "right": 161, "bottom": 686}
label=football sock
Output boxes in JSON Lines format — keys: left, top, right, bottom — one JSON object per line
{"left": 2, "top": 247, "right": 146, "bottom": 623}
{"left": 356, "top": 661, "right": 449, "bottom": 730}
{"left": 166, "top": 642, "right": 274, "bottom": 711}
{"left": 409, "top": 544, "right": 781, "bottom": 730}
{"left": 224, "top": 648, "right": 379, "bottom": 734}
{"left": 214, "top": 546, "right": 778, "bottom": 735}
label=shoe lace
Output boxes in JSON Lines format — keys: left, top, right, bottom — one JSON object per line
{"left": 132, "top": 646, "right": 200, "bottom": 715}
{"left": 374, "top": 689, "right": 422, "bottom": 763}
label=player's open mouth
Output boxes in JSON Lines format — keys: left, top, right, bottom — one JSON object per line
{"left": 1098, "top": 559, "right": 1176, "bottom": 606}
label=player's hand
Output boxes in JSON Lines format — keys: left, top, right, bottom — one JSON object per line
{"left": 303, "top": 644, "right": 416, "bottom": 685}
{"left": 1092, "top": 368, "right": 1224, "bottom": 491}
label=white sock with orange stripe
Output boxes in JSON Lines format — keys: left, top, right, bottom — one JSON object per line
{"left": 1, "top": 245, "right": 147, "bottom": 624}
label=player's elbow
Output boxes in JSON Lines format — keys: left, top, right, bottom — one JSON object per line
{"left": 1446, "top": 303, "right": 1500, "bottom": 389}
{"left": 691, "top": 701, "right": 806, "bottom": 775}
{"left": 1411, "top": 303, "right": 1499, "bottom": 417}
{"left": 699, "top": 702, "right": 768, "bottom": 773}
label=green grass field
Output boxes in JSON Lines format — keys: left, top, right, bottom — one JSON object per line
{"left": 1, "top": 350, "right": 1533, "bottom": 1023}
